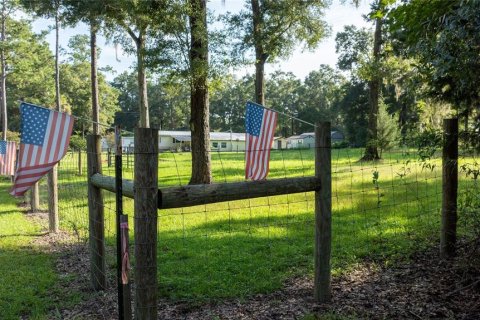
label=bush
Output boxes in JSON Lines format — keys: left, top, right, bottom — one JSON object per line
{"left": 332, "top": 141, "right": 349, "bottom": 149}
{"left": 6, "top": 130, "right": 20, "bottom": 143}
{"left": 69, "top": 135, "right": 87, "bottom": 151}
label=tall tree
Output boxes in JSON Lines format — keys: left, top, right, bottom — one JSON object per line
{"left": 102, "top": 0, "right": 174, "bottom": 128}
{"left": 2, "top": 16, "right": 55, "bottom": 131}
{"left": 0, "top": 0, "right": 17, "bottom": 140}
{"left": 61, "top": 0, "right": 106, "bottom": 135}
{"left": 362, "top": 7, "right": 383, "bottom": 161}
{"left": 390, "top": 0, "right": 480, "bottom": 132}
{"left": 61, "top": 35, "right": 119, "bottom": 135}
{"left": 21, "top": 0, "right": 66, "bottom": 232}
{"left": 188, "top": 0, "right": 211, "bottom": 184}
{"left": 225, "top": 0, "right": 329, "bottom": 105}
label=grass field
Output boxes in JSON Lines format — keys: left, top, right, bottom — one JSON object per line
{"left": 55, "top": 148, "right": 478, "bottom": 300}
{"left": 1, "top": 147, "right": 477, "bottom": 318}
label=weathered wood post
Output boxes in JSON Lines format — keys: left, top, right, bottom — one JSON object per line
{"left": 87, "top": 134, "right": 106, "bottom": 290}
{"left": 134, "top": 128, "right": 158, "bottom": 319}
{"left": 47, "top": 166, "right": 59, "bottom": 233}
{"left": 314, "top": 121, "right": 331, "bottom": 303}
{"left": 441, "top": 118, "right": 458, "bottom": 258}
{"left": 30, "top": 181, "right": 40, "bottom": 212}
{"left": 78, "top": 149, "right": 82, "bottom": 175}
{"left": 108, "top": 148, "right": 112, "bottom": 167}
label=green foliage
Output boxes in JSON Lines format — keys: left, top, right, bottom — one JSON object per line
{"left": 6, "top": 130, "right": 20, "bottom": 143}
{"left": 459, "top": 161, "right": 480, "bottom": 239}
{"left": 4, "top": 17, "right": 55, "bottom": 130}
{"left": 412, "top": 127, "right": 442, "bottom": 162}
{"left": 337, "top": 80, "right": 369, "bottom": 146}
{"left": 297, "top": 65, "right": 345, "bottom": 133}
{"left": 390, "top": 0, "right": 480, "bottom": 128}
{"left": 335, "top": 25, "right": 372, "bottom": 72}
{"left": 376, "top": 99, "right": 400, "bottom": 157}
{"left": 69, "top": 134, "right": 86, "bottom": 151}
{"left": 332, "top": 141, "right": 349, "bottom": 149}
{"left": 60, "top": 36, "right": 119, "bottom": 134}
{"left": 112, "top": 71, "right": 190, "bottom": 131}
{"left": 224, "top": 0, "right": 330, "bottom": 64}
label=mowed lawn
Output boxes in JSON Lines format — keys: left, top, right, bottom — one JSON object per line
{"left": 0, "top": 178, "right": 83, "bottom": 319}
{"left": 1, "top": 147, "right": 476, "bottom": 318}
{"left": 56, "top": 148, "right": 478, "bottom": 301}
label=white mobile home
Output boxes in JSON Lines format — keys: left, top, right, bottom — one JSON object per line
{"left": 286, "top": 131, "right": 345, "bottom": 149}
{"left": 159, "top": 131, "right": 247, "bottom": 152}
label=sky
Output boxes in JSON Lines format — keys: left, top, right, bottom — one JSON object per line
{"left": 31, "top": 0, "right": 372, "bottom": 81}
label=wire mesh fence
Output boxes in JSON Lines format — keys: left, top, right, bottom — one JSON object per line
{"left": 49, "top": 125, "right": 479, "bottom": 317}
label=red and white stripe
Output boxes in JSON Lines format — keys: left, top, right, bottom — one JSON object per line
{"left": 245, "top": 108, "right": 277, "bottom": 180}
{"left": 11, "top": 111, "right": 73, "bottom": 196}
{"left": 0, "top": 141, "right": 17, "bottom": 176}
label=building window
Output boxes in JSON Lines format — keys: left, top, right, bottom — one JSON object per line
{"left": 221, "top": 142, "right": 227, "bottom": 148}
{"left": 212, "top": 142, "right": 218, "bottom": 148}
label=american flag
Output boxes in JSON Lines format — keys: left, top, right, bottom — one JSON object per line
{"left": 0, "top": 140, "right": 16, "bottom": 176}
{"left": 10, "top": 103, "right": 74, "bottom": 196}
{"left": 245, "top": 101, "right": 278, "bottom": 180}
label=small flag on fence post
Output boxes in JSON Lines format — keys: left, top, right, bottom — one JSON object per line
{"left": 10, "top": 102, "right": 74, "bottom": 197}
{"left": 0, "top": 140, "right": 16, "bottom": 176}
{"left": 245, "top": 101, "right": 278, "bottom": 181}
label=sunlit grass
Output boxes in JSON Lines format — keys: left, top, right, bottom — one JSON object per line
{"left": 53, "top": 148, "right": 478, "bottom": 301}
{"left": 0, "top": 178, "right": 80, "bottom": 319}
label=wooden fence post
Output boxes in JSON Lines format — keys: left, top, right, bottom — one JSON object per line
{"left": 314, "top": 121, "right": 331, "bottom": 303}
{"left": 441, "top": 118, "right": 458, "bottom": 258}
{"left": 30, "top": 181, "right": 40, "bottom": 212}
{"left": 78, "top": 149, "right": 83, "bottom": 176}
{"left": 134, "top": 128, "right": 158, "bottom": 319}
{"left": 87, "top": 134, "right": 106, "bottom": 290}
{"left": 47, "top": 166, "right": 59, "bottom": 233}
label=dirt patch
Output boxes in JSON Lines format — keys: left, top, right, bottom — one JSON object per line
{"left": 51, "top": 239, "right": 479, "bottom": 320}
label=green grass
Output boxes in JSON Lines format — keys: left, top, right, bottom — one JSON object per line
{"left": 0, "top": 178, "right": 59, "bottom": 319}
{"left": 53, "top": 148, "right": 479, "bottom": 302}
{"left": 3, "top": 147, "right": 476, "bottom": 318}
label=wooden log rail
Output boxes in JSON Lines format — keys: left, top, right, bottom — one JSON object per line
{"left": 90, "top": 173, "right": 321, "bottom": 209}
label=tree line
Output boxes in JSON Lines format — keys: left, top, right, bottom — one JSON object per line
{"left": 0, "top": 0, "right": 479, "bottom": 184}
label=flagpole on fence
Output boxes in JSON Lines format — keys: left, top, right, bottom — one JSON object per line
{"left": 246, "top": 101, "right": 317, "bottom": 129}
{"left": 115, "top": 126, "right": 132, "bottom": 320}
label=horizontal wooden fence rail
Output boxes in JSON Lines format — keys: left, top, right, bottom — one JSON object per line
{"left": 90, "top": 173, "right": 322, "bottom": 209}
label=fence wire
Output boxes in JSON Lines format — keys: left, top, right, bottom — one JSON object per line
{"left": 51, "top": 129, "right": 480, "bottom": 318}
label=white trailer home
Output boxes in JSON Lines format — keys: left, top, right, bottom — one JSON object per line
{"left": 159, "top": 131, "right": 247, "bottom": 152}
{"left": 286, "top": 131, "right": 345, "bottom": 149}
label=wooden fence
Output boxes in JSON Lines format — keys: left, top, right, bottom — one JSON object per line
{"left": 85, "top": 119, "right": 459, "bottom": 319}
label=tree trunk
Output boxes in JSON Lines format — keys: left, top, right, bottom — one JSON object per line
{"left": 251, "top": 0, "right": 266, "bottom": 106}
{"left": 1, "top": 0, "right": 7, "bottom": 141}
{"left": 90, "top": 19, "right": 100, "bottom": 135}
{"left": 136, "top": 30, "right": 149, "bottom": 128}
{"left": 362, "top": 16, "right": 382, "bottom": 161}
{"left": 48, "top": 7, "right": 60, "bottom": 233}
{"left": 189, "top": 0, "right": 212, "bottom": 184}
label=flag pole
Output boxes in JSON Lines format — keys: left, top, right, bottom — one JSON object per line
{"left": 246, "top": 100, "right": 317, "bottom": 128}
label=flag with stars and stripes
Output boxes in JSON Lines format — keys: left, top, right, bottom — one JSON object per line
{"left": 245, "top": 101, "right": 278, "bottom": 180}
{"left": 0, "top": 140, "right": 16, "bottom": 176}
{"left": 10, "top": 102, "right": 74, "bottom": 196}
